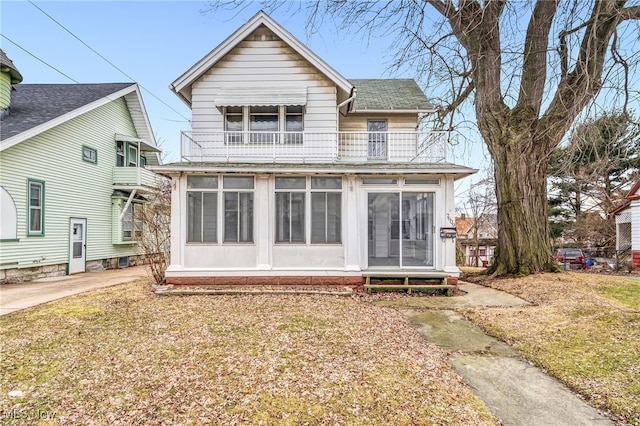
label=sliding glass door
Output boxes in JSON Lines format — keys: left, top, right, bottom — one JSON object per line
{"left": 368, "top": 192, "right": 434, "bottom": 268}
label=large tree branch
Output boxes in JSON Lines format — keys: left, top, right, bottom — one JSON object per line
{"left": 538, "top": 0, "right": 631, "bottom": 150}
{"left": 517, "top": 0, "right": 559, "bottom": 116}
{"left": 437, "top": 80, "right": 475, "bottom": 123}
{"left": 620, "top": 4, "right": 640, "bottom": 20}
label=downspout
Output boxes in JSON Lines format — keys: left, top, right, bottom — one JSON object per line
{"left": 336, "top": 88, "right": 357, "bottom": 161}
{"left": 137, "top": 141, "right": 142, "bottom": 186}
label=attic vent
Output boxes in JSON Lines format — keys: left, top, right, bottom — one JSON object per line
{"left": 253, "top": 34, "right": 277, "bottom": 41}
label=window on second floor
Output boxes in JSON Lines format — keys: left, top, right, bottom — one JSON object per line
{"left": 82, "top": 146, "right": 97, "bottom": 163}
{"left": 116, "top": 141, "right": 146, "bottom": 168}
{"left": 223, "top": 105, "right": 304, "bottom": 144}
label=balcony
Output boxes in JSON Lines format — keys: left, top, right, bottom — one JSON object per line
{"left": 180, "top": 131, "right": 448, "bottom": 163}
{"left": 113, "top": 166, "right": 163, "bottom": 191}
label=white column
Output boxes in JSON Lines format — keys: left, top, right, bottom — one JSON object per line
{"left": 256, "top": 174, "right": 271, "bottom": 270}
{"left": 442, "top": 177, "right": 459, "bottom": 274}
{"left": 344, "top": 175, "right": 361, "bottom": 271}
{"left": 168, "top": 173, "right": 182, "bottom": 270}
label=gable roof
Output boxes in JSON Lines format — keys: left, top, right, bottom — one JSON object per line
{"left": 350, "top": 79, "right": 434, "bottom": 113}
{"left": 171, "top": 10, "right": 354, "bottom": 108}
{"left": 0, "top": 83, "right": 159, "bottom": 162}
{"left": 455, "top": 216, "right": 475, "bottom": 236}
{"left": 610, "top": 180, "right": 640, "bottom": 216}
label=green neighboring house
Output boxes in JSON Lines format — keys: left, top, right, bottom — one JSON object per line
{"left": 0, "top": 50, "right": 162, "bottom": 283}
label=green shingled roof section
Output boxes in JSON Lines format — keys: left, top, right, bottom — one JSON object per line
{"left": 349, "top": 79, "right": 434, "bottom": 112}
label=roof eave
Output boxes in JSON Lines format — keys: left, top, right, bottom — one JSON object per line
{"left": 0, "top": 84, "right": 138, "bottom": 152}
{"left": 124, "top": 85, "right": 162, "bottom": 164}
{"left": 148, "top": 163, "right": 477, "bottom": 178}
{"left": 350, "top": 108, "right": 436, "bottom": 114}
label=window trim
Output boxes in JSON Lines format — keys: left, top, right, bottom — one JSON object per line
{"left": 274, "top": 176, "right": 343, "bottom": 245}
{"left": 223, "top": 105, "right": 305, "bottom": 145}
{"left": 27, "top": 179, "right": 45, "bottom": 237}
{"left": 82, "top": 145, "right": 98, "bottom": 164}
{"left": 122, "top": 202, "right": 143, "bottom": 242}
{"left": 128, "top": 143, "right": 139, "bottom": 167}
{"left": 186, "top": 175, "right": 219, "bottom": 244}
{"left": 223, "top": 176, "right": 255, "bottom": 244}
{"left": 116, "top": 141, "right": 125, "bottom": 167}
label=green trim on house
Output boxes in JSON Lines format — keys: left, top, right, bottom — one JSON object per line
{"left": 26, "top": 178, "right": 45, "bottom": 237}
{"left": 82, "top": 145, "right": 98, "bottom": 164}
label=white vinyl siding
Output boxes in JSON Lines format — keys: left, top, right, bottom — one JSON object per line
{"left": 190, "top": 28, "right": 337, "bottom": 134}
{"left": 0, "top": 97, "right": 142, "bottom": 269}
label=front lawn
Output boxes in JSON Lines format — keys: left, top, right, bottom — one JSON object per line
{"left": 0, "top": 279, "right": 497, "bottom": 425}
{"left": 463, "top": 273, "right": 640, "bottom": 425}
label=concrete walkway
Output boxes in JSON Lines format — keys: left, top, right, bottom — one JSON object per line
{"left": 0, "top": 266, "right": 148, "bottom": 316}
{"left": 375, "top": 282, "right": 615, "bottom": 426}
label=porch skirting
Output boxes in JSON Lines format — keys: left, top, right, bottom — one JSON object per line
{"left": 166, "top": 274, "right": 365, "bottom": 290}
{"left": 165, "top": 270, "right": 459, "bottom": 290}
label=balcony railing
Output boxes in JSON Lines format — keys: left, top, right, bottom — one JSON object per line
{"left": 113, "top": 166, "right": 163, "bottom": 189}
{"left": 180, "top": 131, "right": 448, "bottom": 163}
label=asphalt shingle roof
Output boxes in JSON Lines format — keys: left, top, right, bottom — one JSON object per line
{"left": 0, "top": 83, "right": 134, "bottom": 141}
{"left": 349, "top": 79, "right": 434, "bottom": 112}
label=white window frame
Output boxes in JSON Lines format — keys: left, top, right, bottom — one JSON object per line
{"left": 223, "top": 176, "right": 255, "bottom": 244}
{"left": 310, "top": 177, "right": 342, "bottom": 244}
{"left": 122, "top": 203, "right": 143, "bottom": 241}
{"left": 186, "top": 176, "right": 219, "bottom": 244}
{"left": 223, "top": 105, "right": 305, "bottom": 145}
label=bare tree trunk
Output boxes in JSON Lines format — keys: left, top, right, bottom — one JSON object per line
{"left": 487, "top": 132, "right": 559, "bottom": 275}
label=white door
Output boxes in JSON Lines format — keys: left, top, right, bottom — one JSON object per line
{"left": 69, "top": 218, "right": 86, "bottom": 274}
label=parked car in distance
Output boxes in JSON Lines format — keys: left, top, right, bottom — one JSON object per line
{"left": 555, "top": 248, "right": 586, "bottom": 269}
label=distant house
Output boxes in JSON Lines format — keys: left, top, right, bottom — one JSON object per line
{"left": 0, "top": 49, "right": 162, "bottom": 283}
{"left": 151, "top": 11, "right": 476, "bottom": 288}
{"left": 610, "top": 180, "right": 640, "bottom": 268}
{"left": 455, "top": 214, "right": 497, "bottom": 267}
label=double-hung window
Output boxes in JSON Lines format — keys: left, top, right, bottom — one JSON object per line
{"left": 275, "top": 177, "right": 306, "bottom": 243}
{"left": 116, "top": 141, "right": 125, "bottom": 166}
{"left": 128, "top": 144, "right": 138, "bottom": 167}
{"left": 310, "top": 177, "right": 342, "bottom": 243}
{"left": 187, "top": 176, "right": 218, "bottom": 243}
{"left": 285, "top": 106, "right": 304, "bottom": 144}
{"left": 225, "top": 107, "right": 244, "bottom": 143}
{"left": 122, "top": 203, "right": 143, "bottom": 241}
{"left": 28, "top": 179, "right": 44, "bottom": 236}
{"left": 223, "top": 105, "right": 304, "bottom": 144}
{"left": 250, "top": 106, "right": 279, "bottom": 143}
{"left": 223, "top": 176, "right": 254, "bottom": 243}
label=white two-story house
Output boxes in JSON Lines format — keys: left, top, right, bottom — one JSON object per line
{"left": 153, "top": 11, "right": 476, "bottom": 288}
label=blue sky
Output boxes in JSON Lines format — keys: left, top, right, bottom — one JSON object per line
{"left": 1, "top": 0, "right": 488, "bottom": 197}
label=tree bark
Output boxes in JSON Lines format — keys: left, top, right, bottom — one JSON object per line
{"left": 486, "top": 128, "right": 560, "bottom": 275}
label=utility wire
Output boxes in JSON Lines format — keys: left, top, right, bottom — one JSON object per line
{"left": 1, "top": 34, "right": 80, "bottom": 83}
{"left": 28, "top": 0, "right": 190, "bottom": 122}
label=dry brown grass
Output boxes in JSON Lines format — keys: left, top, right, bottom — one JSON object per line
{"left": 463, "top": 272, "right": 640, "bottom": 425}
{"left": 0, "top": 279, "right": 498, "bottom": 425}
